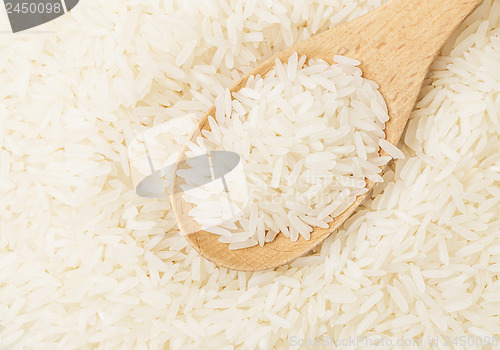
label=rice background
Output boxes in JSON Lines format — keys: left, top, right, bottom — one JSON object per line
{"left": 0, "top": 0, "right": 499, "bottom": 349}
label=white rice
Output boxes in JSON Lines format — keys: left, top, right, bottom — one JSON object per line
{"left": 181, "top": 54, "right": 393, "bottom": 248}
{"left": 1, "top": 0, "right": 500, "bottom": 349}
{"left": 379, "top": 138, "right": 405, "bottom": 159}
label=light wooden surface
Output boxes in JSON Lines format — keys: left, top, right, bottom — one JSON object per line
{"left": 171, "top": 0, "right": 483, "bottom": 271}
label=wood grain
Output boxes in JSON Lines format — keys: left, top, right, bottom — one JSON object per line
{"left": 171, "top": 0, "right": 483, "bottom": 271}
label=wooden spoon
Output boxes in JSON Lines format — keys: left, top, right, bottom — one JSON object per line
{"left": 171, "top": 0, "right": 483, "bottom": 271}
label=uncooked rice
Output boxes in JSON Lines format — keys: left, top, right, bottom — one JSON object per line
{"left": 0, "top": 0, "right": 499, "bottom": 349}
{"left": 181, "top": 54, "right": 393, "bottom": 248}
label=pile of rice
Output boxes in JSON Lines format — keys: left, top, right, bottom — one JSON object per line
{"left": 182, "top": 54, "right": 398, "bottom": 249}
{"left": 0, "top": 0, "right": 499, "bottom": 349}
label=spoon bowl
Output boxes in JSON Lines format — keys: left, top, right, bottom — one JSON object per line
{"left": 171, "top": 0, "right": 483, "bottom": 271}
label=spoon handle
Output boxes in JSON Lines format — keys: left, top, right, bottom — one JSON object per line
{"left": 369, "top": 0, "right": 484, "bottom": 66}
{"left": 382, "top": 0, "right": 484, "bottom": 137}
{"left": 320, "top": 0, "right": 484, "bottom": 145}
